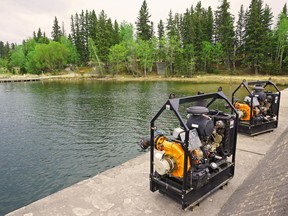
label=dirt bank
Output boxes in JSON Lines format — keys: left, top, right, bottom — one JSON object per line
{"left": 2, "top": 73, "right": 288, "bottom": 85}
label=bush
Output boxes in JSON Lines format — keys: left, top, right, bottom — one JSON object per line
{"left": 262, "top": 62, "right": 281, "bottom": 75}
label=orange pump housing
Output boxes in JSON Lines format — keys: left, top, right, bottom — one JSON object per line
{"left": 234, "top": 102, "right": 251, "bottom": 121}
{"left": 155, "top": 136, "right": 190, "bottom": 178}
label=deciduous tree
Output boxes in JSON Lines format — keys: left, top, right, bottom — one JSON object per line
{"left": 108, "top": 43, "right": 127, "bottom": 75}
{"left": 9, "top": 45, "right": 26, "bottom": 72}
{"left": 136, "top": 39, "right": 156, "bottom": 76}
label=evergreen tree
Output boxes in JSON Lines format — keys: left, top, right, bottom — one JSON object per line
{"left": 33, "top": 31, "right": 37, "bottom": 41}
{"left": 157, "top": 19, "right": 165, "bottom": 40}
{"left": 70, "top": 11, "right": 89, "bottom": 65}
{"left": 61, "top": 21, "right": 66, "bottom": 37}
{"left": 150, "top": 21, "right": 155, "bottom": 38}
{"left": 33, "top": 28, "right": 49, "bottom": 44}
{"left": 37, "top": 28, "right": 43, "bottom": 41}
{"left": 192, "top": 2, "right": 204, "bottom": 70}
{"left": 262, "top": 5, "right": 274, "bottom": 62}
{"left": 182, "top": 8, "right": 194, "bottom": 46}
{"left": 156, "top": 19, "right": 166, "bottom": 62}
{"left": 80, "top": 10, "right": 89, "bottom": 63}
{"left": 274, "top": 4, "right": 288, "bottom": 70}
{"left": 88, "top": 10, "right": 98, "bottom": 43}
{"left": 235, "top": 5, "right": 246, "bottom": 63}
{"left": 3, "top": 42, "right": 10, "bottom": 59}
{"left": 244, "top": 0, "right": 273, "bottom": 74}
{"left": 51, "top": 16, "right": 62, "bottom": 42}
{"left": 165, "top": 10, "right": 186, "bottom": 74}
{"left": 183, "top": 43, "right": 195, "bottom": 76}
{"left": 113, "top": 20, "right": 120, "bottom": 45}
{"left": 107, "top": 18, "right": 116, "bottom": 46}
{"left": 0, "top": 41, "right": 5, "bottom": 58}
{"left": 11, "top": 43, "right": 16, "bottom": 50}
{"left": 277, "top": 3, "right": 287, "bottom": 26}
{"left": 95, "top": 10, "right": 115, "bottom": 64}
{"left": 70, "top": 14, "right": 76, "bottom": 44}
{"left": 166, "top": 10, "right": 176, "bottom": 39}
{"left": 215, "top": 0, "right": 234, "bottom": 70}
{"left": 166, "top": 35, "right": 182, "bottom": 75}
{"left": 282, "top": 3, "right": 287, "bottom": 16}
{"left": 136, "top": 0, "right": 153, "bottom": 40}
{"left": 71, "top": 13, "right": 81, "bottom": 64}
{"left": 173, "top": 13, "right": 182, "bottom": 42}
{"left": 203, "top": 6, "right": 214, "bottom": 42}
{"left": 0, "top": 41, "right": 11, "bottom": 60}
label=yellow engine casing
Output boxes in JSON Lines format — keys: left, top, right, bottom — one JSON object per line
{"left": 155, "top": 136, "right": 190, "bottom": 178}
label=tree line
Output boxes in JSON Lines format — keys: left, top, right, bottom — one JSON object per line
{"left": 0, "top": 0, "right": 287, "bottom": 76}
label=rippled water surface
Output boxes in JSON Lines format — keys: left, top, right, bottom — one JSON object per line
{"left": 0, "top": 80, "right": 285, "bottom": 215}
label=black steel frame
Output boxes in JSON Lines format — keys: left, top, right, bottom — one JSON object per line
{"left": 232, "top": 80, "right": 281, "bottom": 136}
{"left": 149, "top": 90, "right": 238, "bottom": 209}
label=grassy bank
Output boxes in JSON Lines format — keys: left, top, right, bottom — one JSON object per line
{"left": 1, "top": 72, "right": 288, "bottom": 86}
{"left": 107, "top": 74, "right": 288, "bottom": 86}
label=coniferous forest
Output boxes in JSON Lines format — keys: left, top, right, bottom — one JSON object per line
{"left": 0, "top": 0, "right": 288, "bottom": 76}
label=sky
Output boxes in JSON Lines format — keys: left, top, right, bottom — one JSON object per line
{"left": 0, "top": 0, "right": 287, "bottom": 44}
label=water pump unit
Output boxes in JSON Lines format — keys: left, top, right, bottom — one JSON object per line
{"left": 140, "top": 89, "right": 238, "bottom": 209}
{"left": 232, "top": 80, "right": 281, "bottom": 136}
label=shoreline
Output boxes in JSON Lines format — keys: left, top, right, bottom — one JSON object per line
{"left": 1, "top": 73, "right": 288, "bottom": 85}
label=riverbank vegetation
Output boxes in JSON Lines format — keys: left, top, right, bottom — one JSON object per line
{"left": 0, "top": 0, "right": 288, "bottom": 77}
{"left": 2, "top": 73, "right": 288, "bottom": 86}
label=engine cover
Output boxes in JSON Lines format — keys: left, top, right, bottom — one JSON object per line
{"left": 186, "top": 114, "right": 214, "bottom": 137}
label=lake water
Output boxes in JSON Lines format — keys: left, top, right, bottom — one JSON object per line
{"left": 0, "top": 80, "right": 285, "bottom": 215}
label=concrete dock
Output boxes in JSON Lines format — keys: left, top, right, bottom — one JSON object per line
{"left": 7, "top": 89, "right": 288, "bottom": 216}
